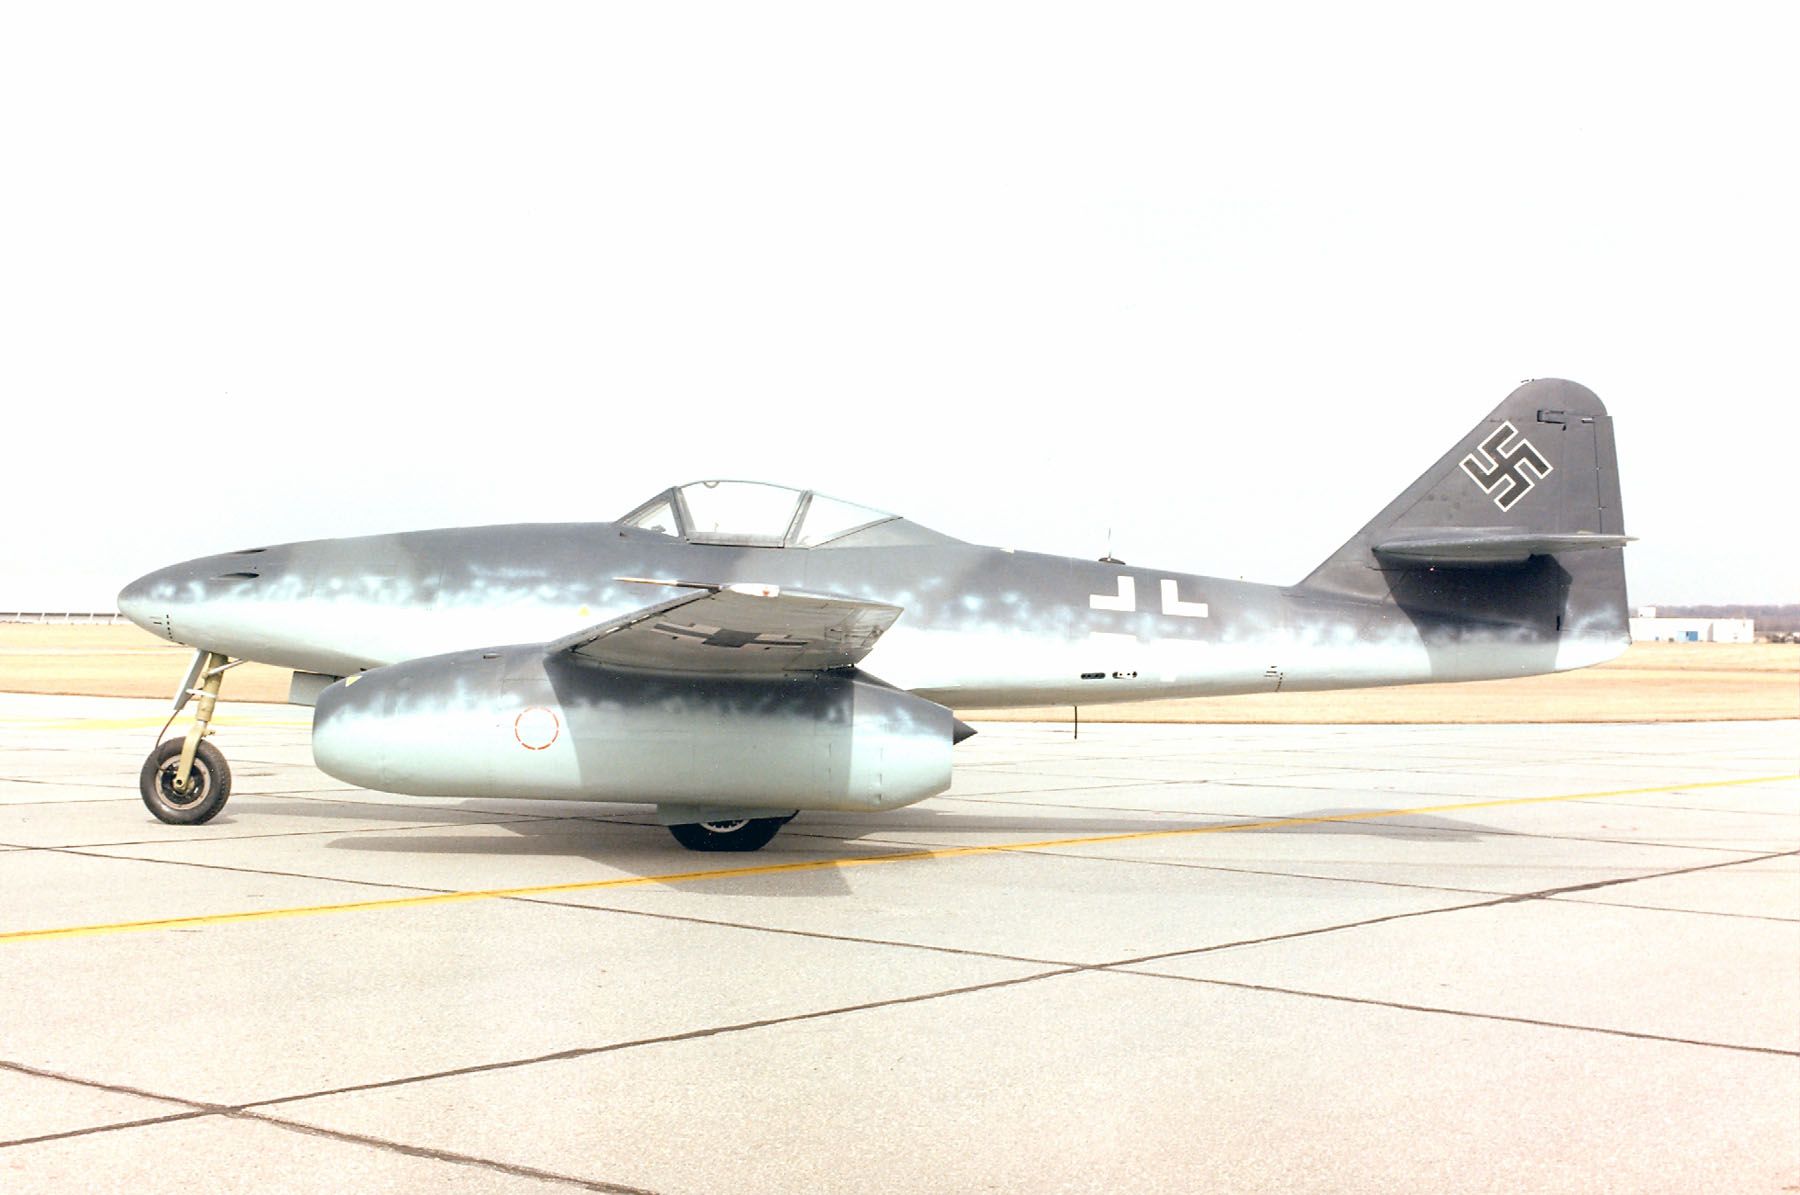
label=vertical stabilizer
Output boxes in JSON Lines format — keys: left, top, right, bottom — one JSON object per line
{"left": 1299, "top": 379, "right": 1629, "bottom": 661}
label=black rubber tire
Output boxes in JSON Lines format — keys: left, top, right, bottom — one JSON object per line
{"left": 139, "top": 738, "right": 232, "bottom": 825}
{"left": 667, "top": 816, "right": 786, "bottom": 852}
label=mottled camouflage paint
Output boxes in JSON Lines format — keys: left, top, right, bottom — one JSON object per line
{"left": 120, "top": 379, "right": 1629, "bottom": 813}
{"left": 311, "top": 648, "right": 958, "bottom": 812}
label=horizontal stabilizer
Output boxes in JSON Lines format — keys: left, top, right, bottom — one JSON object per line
{"left": 1373, "top": 529, "right": 1634, "bottom": 567}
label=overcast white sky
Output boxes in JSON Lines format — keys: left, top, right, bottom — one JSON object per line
{"left": 3, "top": 3, "right": 1795, "bottom": 610}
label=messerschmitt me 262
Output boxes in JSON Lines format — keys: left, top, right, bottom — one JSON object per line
{"left": 119, "top": 379, "right": 1631, "bottom": 851}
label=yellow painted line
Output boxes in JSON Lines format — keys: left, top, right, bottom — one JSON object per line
{"left": 3, "top": 772, "right": 1794, "bottom": 946}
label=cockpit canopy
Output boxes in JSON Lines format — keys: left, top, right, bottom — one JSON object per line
{"left": 619, "top": 481, "right": 898, "bottom": 548}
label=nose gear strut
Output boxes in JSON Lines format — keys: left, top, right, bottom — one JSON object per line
{"left": 139, "top": 649, "right": 239, "bottom": 825}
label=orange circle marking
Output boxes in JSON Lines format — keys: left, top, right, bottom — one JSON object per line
{"left": 513, "top": 707, "right": 560, "bottom": 751}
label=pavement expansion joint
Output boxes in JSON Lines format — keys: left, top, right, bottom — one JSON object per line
{"left": 513, "top": 896, "right": 1076, "bottom": 968}
{"left": 242, "top": 967, "right": 1085, "bottom": 1114}
{"left": 0, "top": 775, "right": 111, "bottom": 788}
{"left": 1008, "top": 846, "right": 1517, "bottom": 898}
{"left": 0, "top": 1110, "right": 212, "bottom": 1152}
{"left": 1125, "top": 971, "right": 1800, "bottom": 1059}
{"left": 59, "top": 813, "right": 577, "bottom": 850}
{"left": 48, "top": 845, "right": 458, "bottom": 896}
{"left": 0, "top": 1058, "right": 653, "bottom": 1194}
{"left": 1093, "top": 846, "right": 1800, "bottom": 973}
{"left": 0, "top": 1058, "right": 203, "bottom": 1117}
{"left": 1488, "top": 846, "right": 1798, "bottom": 901}
{"left": 1546, "top": 894, "right": 1800, "bottom": 924}
{"left": 1567, "top": 797, "right": 1800, "bottom": 818}
{"left": 0, "top": 800, "right": 138, "bottom": 811}
{"left": 227, "top": 1112, "right": 660, "bottom": 1195}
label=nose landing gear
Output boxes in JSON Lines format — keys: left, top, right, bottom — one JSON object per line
{"left": 139, "top": 649, "right": 236, "bottom": 825}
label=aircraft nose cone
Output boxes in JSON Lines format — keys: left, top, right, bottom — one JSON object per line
{"left": 118, "top": 563, "right": 191, "bottom": 641}
{"left": 117, "top": 575, "right": 147, "bottom": 617}
{"left": 117, "top": 547, "right": 292, "bottom": 654}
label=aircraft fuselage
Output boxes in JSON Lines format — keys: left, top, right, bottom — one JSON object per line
{"left": 120, "top": 519, "right": 1622, "bottom": 710}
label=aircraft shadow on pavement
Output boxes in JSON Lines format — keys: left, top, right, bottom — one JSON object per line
{"left": 216, "top": 784, "right": 1515, "bottom": 849}
{"left": 308, "top": 807, "right": 1504, "bottom": 896}
{"left": 318, "top": 813, "right": 871, "bottom": 893}
{"left": 793, "top": 805, "right": 1499, "bottom": 843}
{"left": 305, "top": 799, "right": 1499, "bottom": 879}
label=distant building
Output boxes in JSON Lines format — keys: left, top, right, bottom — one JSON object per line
{"left": 0, "top": 611, "right": 128, "bottom": 625}
{"left": 1629, "top": 607, "right": 1755, "bottom": 643}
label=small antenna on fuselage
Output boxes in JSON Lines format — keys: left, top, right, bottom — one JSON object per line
{"left": 1098, "top": 527, "right": 1124, "bottom": 566}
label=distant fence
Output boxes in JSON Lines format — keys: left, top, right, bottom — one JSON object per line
{"left": 0, "top": 612, "right": 129, "bottom": 625}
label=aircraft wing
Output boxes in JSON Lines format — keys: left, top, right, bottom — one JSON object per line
{"left": 547, "top": 582, "right": 903, "bottom": 675}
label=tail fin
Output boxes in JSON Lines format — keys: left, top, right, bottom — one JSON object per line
{"left": 1300, "top": 378, "right": 1630, "bottom": 658}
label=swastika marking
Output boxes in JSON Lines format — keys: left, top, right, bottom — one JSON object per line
{"left": 1460, "top": 421, "right": 1553, "bottom": 510}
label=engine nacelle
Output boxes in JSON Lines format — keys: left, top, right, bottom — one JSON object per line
{"left": 311, "top": 645, "right": 965, "bottom": 813}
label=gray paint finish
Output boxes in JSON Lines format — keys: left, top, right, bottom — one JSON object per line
{"left": 119, "top": 379, "right": 1631, "bottom": 817}
{"left": 311, "top": 649, "right": 957, "bottom": 812}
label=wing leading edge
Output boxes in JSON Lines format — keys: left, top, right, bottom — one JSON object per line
{"left": 548, "top": 582, "right": 903, "bottom": 675}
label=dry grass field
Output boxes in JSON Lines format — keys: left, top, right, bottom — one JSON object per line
{"left": 1, "top": 624, "right": 1794, "bottom": 723}
{"left": 0, "top": 624, "right": 294, "bottom": 704}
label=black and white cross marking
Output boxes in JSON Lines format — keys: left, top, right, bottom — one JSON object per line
{"left": 653, "top": 622, "right": 808, "bottom": 650}
{"left": 1460, "top": 421, "right": 1553, "bottom": 510}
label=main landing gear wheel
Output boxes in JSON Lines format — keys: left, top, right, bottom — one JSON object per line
{"left": 140, "top": 737, "right": 233, "bottom": 825}
{"left": 667, "top": 815, "right": 791, "bottom": 852}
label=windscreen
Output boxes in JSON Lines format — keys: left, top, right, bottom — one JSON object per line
{"left": 679, "top": 481, "right": 803, "bottom": 544}
{"left": 623, "top": 498, "right": 679, "bottom": 536}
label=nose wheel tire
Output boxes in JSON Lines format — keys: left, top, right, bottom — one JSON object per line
{"left": 140, "top": 738, "right": 232, "bottom": 825}
{"left": 667, "top": 816, "right": 789, "bottom": 852}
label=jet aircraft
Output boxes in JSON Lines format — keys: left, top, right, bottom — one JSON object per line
{"left": 119, "top": 379, "right": 1630, "bottom": 850}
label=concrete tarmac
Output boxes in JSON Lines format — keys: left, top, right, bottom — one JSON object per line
{"left": 1, "top": 693, "right": 1795, "bottom": 1193}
